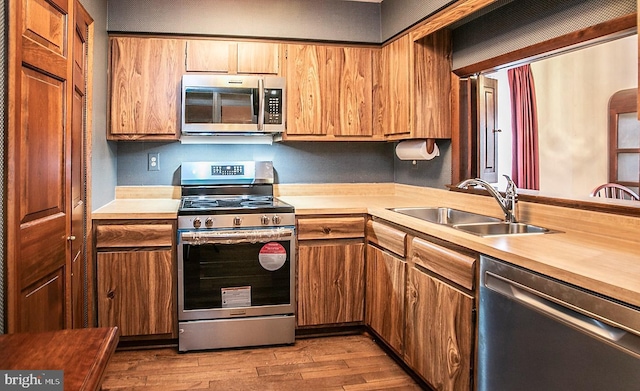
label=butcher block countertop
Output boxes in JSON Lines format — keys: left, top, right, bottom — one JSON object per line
{"left": 95, "top": 184, "right": 640, "bottom": 308}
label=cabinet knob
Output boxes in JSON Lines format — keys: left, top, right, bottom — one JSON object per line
{"left": 67, "top": 235, "right": 76, "bottom": 241}
{"left": 322, "top": 227, "right": 332, "bottom": 234}
{"left": 107, "top": 290, "right": 115, "bottom": 299}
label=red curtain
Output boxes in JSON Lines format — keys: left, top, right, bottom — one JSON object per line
{"left": 508, "top": 64, "right": 540, "bottom": 190}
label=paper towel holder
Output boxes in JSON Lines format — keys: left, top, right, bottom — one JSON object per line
{"left": 395, "top": 138, "right": 440, "bottom": 164}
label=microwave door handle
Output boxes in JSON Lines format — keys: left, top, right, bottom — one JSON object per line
{"left": 258, "top": 78, "right": 265, "bottom": 131}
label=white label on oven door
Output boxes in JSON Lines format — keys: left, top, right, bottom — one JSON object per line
{"left": 221, "top": 286, "right": 251, "bottom": 308}
{"left": 259, "top": 242, "right": 287, "bottom": 271}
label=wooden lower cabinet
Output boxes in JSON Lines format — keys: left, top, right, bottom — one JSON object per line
{"left": 97, "top": 250, "right": 175, "bottom": 338}
{"left": 297, "top": 242, "right": 365, "bottom": 326}
{"left": 365, "top": 244, "right": 406, "bottom": 354}
{"left": 94, "top": 221, "right": 176, "bottom": 339}
{"left": 405, "top": 265, "right": 474, "bottom": 391}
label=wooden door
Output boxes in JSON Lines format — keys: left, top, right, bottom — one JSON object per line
{"left": 109, "top": 37, "right": 185, "bottom": 140}
{"left": 365, "top": 245, "right": 406, "bottom": 354}
{"left": 478, "top": 75, "right": 499, "bottom": 183}
{"left": 297, "top": 242, "right": 365, "bottom": 326}
{"left": 7, "top": 0, "right": 74, "bottom": 332}
{"left": 97, "top": 250, "right": 175, "bottom": 337}
{"left": 71, "top": 1, "right": 92, "bottom": 329}
{"left": 325, "top": 47, "right": 373, "bottom": 137}
{"left": 405, "top": 266, "right": 474, "bottom": 391}
{"left": 285, "top": 44, "right": 324, "bottom": 135}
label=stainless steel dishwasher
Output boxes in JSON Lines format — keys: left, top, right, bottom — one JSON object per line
{"left": 478, "top": 255, "right": 640, "bottom": 391}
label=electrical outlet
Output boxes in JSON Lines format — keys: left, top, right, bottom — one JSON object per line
{"left": 148, "top": 153, "right": 160, "bottom": 171}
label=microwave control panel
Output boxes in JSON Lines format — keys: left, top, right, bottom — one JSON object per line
{"left": 264, "top": 89, "right": 283, "bottom": 125}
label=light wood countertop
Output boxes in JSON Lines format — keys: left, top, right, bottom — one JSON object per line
{"left": 92, "top": 199, "right": 180, "bottom": 219}
{"left": 96, "top": 184, "right": 640, "bottom": 308}
{"left": 278, "top": 185, "right": 640, "bottom": 309}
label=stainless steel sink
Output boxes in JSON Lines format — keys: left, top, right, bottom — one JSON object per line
{"left": 388, "top": 207, "right": 556, "bottom": 237}
{"left": 452, "top": 222, "right": 553, "bottom": 237}
{"left": 388, "top": 207, "right": 502, "bottom": 226}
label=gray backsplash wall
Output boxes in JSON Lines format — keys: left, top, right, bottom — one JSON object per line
{"left": 116, "top": 140, "right": 451, "bottom": 188}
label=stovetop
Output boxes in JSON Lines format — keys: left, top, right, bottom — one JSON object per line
{"left": 179, "top": 195, "right": 295, "bottom": 215}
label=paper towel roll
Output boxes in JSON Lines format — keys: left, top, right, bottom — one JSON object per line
{"left": 395, "top": 140, "right": 440, "bottom": 161}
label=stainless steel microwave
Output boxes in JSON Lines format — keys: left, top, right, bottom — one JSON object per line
{"left": 181, "top": 75, "right": 286, "bottom": 134}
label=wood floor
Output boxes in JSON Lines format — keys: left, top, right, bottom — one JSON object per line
{"left": 101, "top": 333, "right": 425, "bottom": 390}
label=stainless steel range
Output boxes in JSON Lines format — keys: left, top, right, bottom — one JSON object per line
{"left": 177, "top": 161, "right": 296, "bottom": 352}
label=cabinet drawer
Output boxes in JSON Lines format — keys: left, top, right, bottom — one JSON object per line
{"left": 96, "top": 224, "right": 173, "bottom": 248}
{"left": 410, "top": 237, "right": 476, "bottom": 290}
{"left": 297, "top": 217, "right": 365, "bottom": 240}
{"left": 366, "top": 220, "right": 406, "bottom": 257}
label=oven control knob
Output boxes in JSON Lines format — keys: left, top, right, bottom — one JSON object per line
{"left": 261, "top": 215, "right": 270, "bottom": 225}
{"left": 233, "top": 216, "right": 243, "bottom": 226}
{"left": 205, "top": 217, "right": 214, "bottom": 228}
{"left": 193, "top": 218, "right": 202, "bottom": 229}
{"left": 272, "top": 215, "right": 282, "bottom": 225}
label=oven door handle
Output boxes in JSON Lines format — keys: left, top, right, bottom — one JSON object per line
{"left": 180, "top": 228, "right": 294, "bottom": 245}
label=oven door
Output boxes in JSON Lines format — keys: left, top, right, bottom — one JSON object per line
{"left": 177, "top": 227, "right": 295, "bottom": 321}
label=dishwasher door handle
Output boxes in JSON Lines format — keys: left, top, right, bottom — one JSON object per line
{"left": 485, "top": 271, "right": 640, "bottom": 358}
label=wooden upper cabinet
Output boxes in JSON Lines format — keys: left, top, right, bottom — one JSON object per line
{"left": 186, "top": 40, "right": 233, "bottom": 72}
{"left": 237, "top": 42, "right": 279, "bottom": 74}
{"left": 285, "top": 44, "right": 374, "bottom": 138}
{"left": 325, "top": 46, "right": 373, "bottom": 137}
{"left": 374, "top": 35, "right": 410, "bottom": 137}
{"left": 186, "top": 40, "right": 280, "bottom": 74}
{"left": 109, "top": 37, "right": 185, "bottom": 140}
{"left": 413, "top": 29, "right": 452, "bottom": 139}
{"left": 374, "top": 30, "right": 452, "bottom": 140}
{"left": 285, "top": 44, "right": 324, "bottom": 135}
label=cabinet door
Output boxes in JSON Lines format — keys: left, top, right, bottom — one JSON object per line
{"left": 405, "top": 266, "right": 473, "bottom": 391}
{"left": 237, "top": 42, "right": 279, "bottom": 74}
{"left": 97, "top": 249, "right": 175, "bottom": 337}
{"left": 297, "top": 242, "right": 365, "bottom": 326}
{"left": 186, "top": 40, "right": 234, "bottom": 73}
{"left": 365, "top": 245, "right": 406, "bottom": 354}
{"left": 374, "top": 35, "right": 410, "bottom": 137}
{"left": 324, "top": 47, "right": 373, "bottom": 136}
{"left": 285, "top": 44, "right": 324, "bottom": 135}
{"left": 109, "top": 37, "right": 185, "bottom": 140}
{"left": 413, "top": 30, "right": 452, "bottom": 139}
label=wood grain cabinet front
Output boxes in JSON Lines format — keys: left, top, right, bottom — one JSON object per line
{"left": 284, "top": 44, "right": 374, "bottom": 139}
{"left": 405, "top": 236, "right": 475, "bottom": 391}
{"left": 296, "top": 216, "right": 366, "bottom": 327}
{"left": 373, "top": 30, "right": 452, "bottom": 140}
{"left": 365, "top": 220, "right": 407, "bottom": 355}
{"left": 94, "top": 221, "right": 176, "bottom": 340}
{"left": 186, "top": 39, "right": 280, "bottom": 74}
{"left": 109, "top": 37, "right": 185, "bottom": 140}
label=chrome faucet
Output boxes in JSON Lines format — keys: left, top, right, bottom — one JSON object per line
{"left": 456, "top": 175, "right": 518, "bottom": 223}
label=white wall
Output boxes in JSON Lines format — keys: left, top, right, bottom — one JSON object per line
{"left": 493, "top": 34, "right": 637, "bottom": 198}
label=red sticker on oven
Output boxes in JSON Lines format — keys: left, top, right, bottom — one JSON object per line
{"left": 259, "top": 242, "right": 287, "bottom": 271}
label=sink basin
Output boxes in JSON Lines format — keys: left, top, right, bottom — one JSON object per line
{"left": 453, "top": 222, "right": 553, "bottom": 237}
{"left": 388, "top": 207, "right": 502, "bottom": 226}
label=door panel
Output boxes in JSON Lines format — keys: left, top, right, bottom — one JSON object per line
{"left": 479, "top": 75, "right": 498, "bottom": 183}
{"left": 20, "top": 269, "right": 65, "bottom": 333}
{"left": 7, "top": 0, "right": 72, "bottom": 332}
{"left": 71, "top": 1, "right": 92, "bottom": 328}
